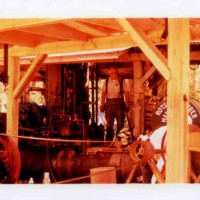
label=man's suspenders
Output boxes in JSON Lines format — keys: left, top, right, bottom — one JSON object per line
{"left": 106, "top": 77, "right": 123, "bottom": 95}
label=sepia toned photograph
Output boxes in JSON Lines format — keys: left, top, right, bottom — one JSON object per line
{"left": 0, "top": 0, "right": 200, "bottom": 199}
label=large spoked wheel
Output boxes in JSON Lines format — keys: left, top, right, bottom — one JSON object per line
{"left": 130, "top": 140, "right": 155, "bottom": 164}
{"left": 0, "top": 136, "right": 21, "bottom": 183}
{"left": 128, "top": 140, "right": 166, "bottom": 183}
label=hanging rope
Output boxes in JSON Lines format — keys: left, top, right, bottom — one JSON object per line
{"left": 0, "top": 133, "right": 137, "bottom": 183}
{"left": 0, "top": 133, "right": 112, "bottom": 144}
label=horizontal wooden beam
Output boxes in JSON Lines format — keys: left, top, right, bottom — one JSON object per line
{"left": 22, "top": 52, "right": 119, "bottom": 65}
{"left": 13, "top": 54, "right": 47, "bottom": 99}
{"left": 0, "top": 50, "right": 199, "bottom": 68}
{"left": 0, "top": 52, "right": 148, "bottom": 67}
{"left": 117, "top": 18, "right": 170, "bottom": 80}
{"left": 6, "top": 34, "right": 134, "bottom": 57}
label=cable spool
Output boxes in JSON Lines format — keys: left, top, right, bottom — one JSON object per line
{"left": 129, "top": 140, "right": 155, "bottom": 164}
{"left": 151, "top": 98, "right": 200, "bottom": 131}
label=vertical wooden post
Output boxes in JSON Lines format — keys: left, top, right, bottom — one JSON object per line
{"left": 133, "top": 61, "right": 144, "bottom": 138}
{"left": 7, "top": 56, "right": 20, "bottom": 144}
{"left": 166, "top": 18, "right": 190, "bottom": 183}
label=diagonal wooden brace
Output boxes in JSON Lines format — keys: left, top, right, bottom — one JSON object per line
{"left": 13, "top": 54, "right": 47, "bottom": 99}
{"left": 117, "top": 18, "right": 170, "bottom": 80}
{"left": 147, "top": 158, "right": 165, "bottom": 183}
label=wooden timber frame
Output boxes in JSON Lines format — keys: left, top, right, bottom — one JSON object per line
{"left": 4, "top": 18, "right": 195, "bottom": 183}
{"left": 7, "top": 54, "right": 47, "bottom": 144}
{"left": 166, "top": 19, "right": 190, "bottom": 183}
{"left": 118, "top": 18, "right": 190, "bottom": 183}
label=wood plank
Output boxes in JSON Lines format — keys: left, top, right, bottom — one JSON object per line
{"left": 166, "top": 18, "right": 190, "bottom": 183}
{"left": 0, "top": 48, "right": 199, "bottom": 64}
{"left": 11, "top": 52, "right": 148, "bottom": 65}
{"left": 147, "top": 159, "right": 165, "bottom": 183}
{"left": 20, "top": 23, "right": 89, "bottom": 41}
{"left": 46, "top": 52, "right": 119, "bottom": 62}
{"left": 0, "top": 30, "right": 60, "bottom": 48}
{"left": 0, "top": 19, "right": 65, "bottom": 32}
{"left": 9, "top": 34, "right": 135, "bottom": 57}
{"left": 0, "top": 51, "right": 148, "bottom": 64}
{"left": 125, "top": 164, "right": 138, "bottom": 183}
{"left": 0, "top": 31, "right": 194, "bottom": 60}
{"left": 133, "top": 61, "right": 144, "bottom": 138}
{"left": 13, "top": 54, "right": 47, "bottom": 99}
{"left": 62, "top": 20, "right": 107, "bottom": 37}
{"left": 76, "top": 18, "right": 124, "bottom": 32}
{"left": 117, "top": 18, "right": 170, "bottom": 80}
{"left": 142, "top": 65, "right": 156, "bottom": 83}
{"left": 6, "top": 57, "right": 20, "bottom": 143}
{"left": 118, "top": 52, "right": 149, "bottom": 62}
{"left": 0, "top": 52, "right": 152, "bottom": 66}
{"left": 13, "top": 52, "right": 119, "bottom": 65}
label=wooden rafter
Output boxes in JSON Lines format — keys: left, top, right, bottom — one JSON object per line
{"left": 19, "top": 24, "right": 89, "bottom": 41}
{"left": 116, "top": 18, "right": 170, "bottom": 80}
{"left": 16, "top": 29, "right": 70, "bottom": 41}
{"left": 76, "top": 18, "right": 124, "bottom": 32}
{"left": 13, "top": 54, "right": 47, "bottom": 99}
{"left": 0, "top": 19, "right": 65, "bottom": 32}
{"left": 62, "top": 20, "right": 108, "bottom": 37}
{"left": 0, "top": 30, "right": 61, "bottom": 48}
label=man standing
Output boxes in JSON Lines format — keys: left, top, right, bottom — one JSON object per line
{"left": 100, "top": 66, "right": 130, "bottom": 141}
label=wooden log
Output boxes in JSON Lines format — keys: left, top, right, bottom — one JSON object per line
{"left": 125, "top": 164, "right": 138, "bottom": 184}
{"left": 13, "top": 54, "right": 47, "bottom": 99}
{"left": 6, "top": 57, "right": 20, "bottom": 143}
{"left": 117, "top": 18, "right": 170, "bottom": 80}
{"left": 166, "top": 18, "right": 190, "bottom": 183}
{"left": 147, "top": 158, "right": 165, "bottom": 183}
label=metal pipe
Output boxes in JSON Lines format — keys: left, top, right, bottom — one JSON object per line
{"left": 3, "top": 44, "right": 8, "bottom": 83}
{"left": 61, "top": 64, "right": 66, "bottom": 114}
{"left": 95, "top": 64, "right": 99, "bottom": 124}
{"left": 73, "top": 67, "right": 76, "bottom": 114}
{"left": 91, "top": 69, "right": 95, "bottom": 123}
